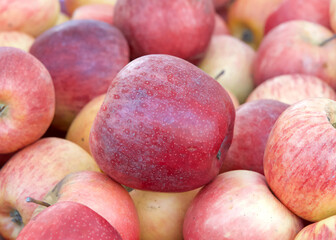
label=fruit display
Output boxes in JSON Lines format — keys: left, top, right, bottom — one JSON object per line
{"left": 1, "top": 0, "right": 336, "bottom": 239}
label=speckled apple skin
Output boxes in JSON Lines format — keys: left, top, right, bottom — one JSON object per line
{"left": 30, "top": 20, "right": 130, "bottom": 131}
{"left": 90, "top": 54, "right": 235, "bottom": 192}
{"left": 113, "top": 0, "right": 215, "bottom": 62}
{"left": 17, "top": 201, "right": 122, "bottom": 240}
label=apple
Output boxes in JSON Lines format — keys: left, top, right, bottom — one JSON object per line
{"left": 265, "top": 0, "right": 331, "bottom": 35}
{"left": 294, "top": 215, "right": 336, "bottom": 239}
{"left": 264, "top": 97, "right": 336, "bottom": 222}
{"left": 0, "top": 152, "right": 14, "bottom": 169}
{"left": 66, "top": 94, "right": 105, "bottom": 154}
{"left": 130, "top": 188, "right": 200, "bottom": 240}
{"left": 54, "top": 12, "right": 70, "bottom": 25}
{"left": 330, "top": 0, "right": 336, "bottom": 33}
{"left": 0, "top": 32, "right": 34, "bottom": 52}
{"left": 198, "top": 35, "right": 255, "bottom": 103}
{"left": 253, "top": 20, "right": 336, "bottom": 89}
{"left": 65, "top": 0, "right": 116, "bottom": 15}
{"left": 183, "top": 170, "right": 304, "bottom": 239}
{"left": 220, "top": 99, "right": 289, "bottom": 175}
{"left": 227, "top": 0, "right": 283, "bottom": 49}
{"left": 30, "top": 19, "right": 130, "bottom": 131}
{"left": 225, "top": 89, "right": 240, "bottom": 109}
{"left": 72, "top": 4, "right": 114, "bottom": 25}
{"left": 0, "top": 47, "right": 55, "bottom": 154}
{"left": 0, "top": 0, "right": 60, "bottom": 37}
{"left": 113, "top": 0, "right": 215, "bottom": 62}
{"left": 33, "top": 171, "right": 140, "bottom": 240}
{"left": 247, "top": 74, "right": 336, "bottom": 104}
{"left": 212, "top": 0, "right": 232, "bottom": 10}
{"left": 0, "top": 137, "right": 101, "bottom": 240}
{"left": 17, "top": 201, "right": 122, "bottom": 240}
{"left": 90, "top": 54, "right": 235, "bottom": 192}
{"left": 213, "top": 14, "right": 230, "bottom": 36}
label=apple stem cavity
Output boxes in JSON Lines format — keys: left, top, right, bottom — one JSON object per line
{"left": 242, "top": 28, "right": 254, "bottom": 44}
{"left": 319, "top": 34, "right": 336, "bottom": 47}
{"left": 10, "top": 209, "right": 23, "bottom": 226}
{"left": 26, "top": 197, "right": 51, "bottom": 208}
{"left": 214, "top": 70, "right": 225, "bottom": 80}
{"left": 0, "top": 104, "right": 7, "bottom": 116}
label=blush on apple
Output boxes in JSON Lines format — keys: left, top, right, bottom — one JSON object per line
{"left": 220, "top": 99, "right": 289, "bottom": 175}
{"left": 247, "top": 74, "right": 336, "bottom": 104}
{"left": 65, "top": 0, "right": 116, "bottom": 15}
{"left": 294, "top": 215, "right": 336, "bottom": 239}
{"left": 0, "top": 47, "right": 55, "bottom": 154}
{"left": 331, "top": 0, "right": 336, "bottom": 33}
{"left": 72, "top": 4, "right": 114, "bottom": 25}
{"left": 264, "top": 98, "right": 336, "bottom": 222}
{"left": 253, "top": 20, "right": 336, "bottom": 90}
{"left": 30, "top": 19, "right": 130, "bottom": 131}
{"left": 90, "top": 54, "right": 235, "bottom": 192}
{"left": 0, "top": 32, "right": 34, "bottom": 52}
{"left": 213, "top": 14, "right": 230, "bottom": 36}
{"left": 113, "top": 0, "right": 215, "bottom": 62}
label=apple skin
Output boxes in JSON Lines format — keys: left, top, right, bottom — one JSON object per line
{"left": 130, "top": 188, "right": 200, "bottom": 240}
{"left": 0, "top": 0, "right": 60, "bottom": 37}
{"left": 198, "top": 35, "right": 255, "bottom": 103}
{"left": 0, "top": 137, "right": 101, "bottom": 240}
{"left": 17, "top": 201, "right": 122, "bottom": 240}
{"left": 0, "top": 32, "right": 34, "bottom": 52}
{"left": 0, "top": 47, "right": 55, "bottom": 154}
{"left": 265, "top": 0, "right": 330, "bottom": 35}
{"left": 66, "top": 94, "right": 105, "bottom": 154}
{"left": 54, "top": 12, "right": 70, "bottom": 25}
{"left": 264, "top": 98, "right": 336, "bottom": 222}
{"left": 253, "top": 20, "right": 336, "bottom": 89}
{"left": 294, "top": 215, "right": 336, "bottom": 240}
{"left": 72, "top": 4, "right": 114, "bottom": 25}
{"left": 247, "top": 74, "right": 336, "bottom": 105}
{"left": 331, "top": 0, "right": 336, "bottom": 33}
{"left": 213, "top": 14, "right": 230, "bottom": 36}
{"left": 220, "top": 99, "right": 289, "bottom": 175}
{"left": 65, "top": 0, "right": 116, "bottom": 15}
{"left": 212, "top": 0, "right": 231, "bottom": 10}
{"left": 30, "top": 19, "right": 129, "bottom": 131}
{"left": 90, "top": 54, "right": 235, "bottom": 192}
{"left": 113, "top": 0, "right": 215, "bottom": 62}
{"left": 33, "top": 171, "right": 140, "bottom": 240}
{"left": 183, "top": 170, "right": 304, "bottom": 240}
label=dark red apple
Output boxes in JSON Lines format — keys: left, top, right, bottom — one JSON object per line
{"left": 90, "top": 54, "right": 235, "bottom": 192}
{"left": 30, "top": 19, "right": 130, "bottom": 131}
{"left": 113, "top": 0, "right": 215, "bottom": 62}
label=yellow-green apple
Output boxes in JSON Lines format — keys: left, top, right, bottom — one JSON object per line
{"left": 113, "top": 0, "right": 215, "bottom": 63}
{"left": 198, "top": 35, "right": 255, "bottom": 103}
{"left": 265, "top": 0, "right": 330, "bottom": 35}
{"left": 213, "top": 14, "right": 230, "bottom": 36}
{"left": 221, "top": 99, "right": 289, "bottom": 175}
{"left": 72, "top": 4, "right": 114, "bottom": 25}
{"left": 30, "top": 20, "right": 129, "bottom": 131}
{"left": 66, "top": 94, "right": 105, "bottom": 154}
{"left": 33, "top": 171, "right": 140, "bottom": 240}
{"left": 227, "top": 0, "right": 283, "bottom": 49}
{"left": 65, "top": 0, "right": 116, "bottom": 15}
{"left": 130, "top": 188, "right": 200, "bottom": 240}
{"left": 17, "top": 201, "right": 122, "bottom": 240}
{"left": 90, "top": 54, "right": 235, "bottom": 192}
{"left": 264, "top": 98, "right": 336, "bottom": 222}
{"left": 294, "top": 215, "right": 336, "bottom": 239}
{"left": 183, "top": 170, "right": 304, "bottom": 239}
{"left": 0, "top": 0, "right": 60, "bottom": 37}
{"left": 0, "top": 137, "right": 101, "bottom": 240}
{"left": 0, "top": 32, "right": 34, "bottom": 52}
{"left": 330, "top": 0, "right": 336, "bottom": 33}
{"left": 54, "top": 12, "right": 70, "bottom": 25}
{"left": 253, "top": 20, "right": 336, "bottom": 89}
{"left": 247, "top": 74, "right": 336, "bottom": 104}
{"left": 0, "top": 47, "right": 55, "bottom": 154}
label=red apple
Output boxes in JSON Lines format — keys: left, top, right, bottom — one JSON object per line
{"left": 247, "top": 74, "right": 336, "bottom": 104}
{"left": 330, "top": 0, "right": 336, "bottom": 33}
{"left": 0, "top": 0, "right": 60, "bottom": 37}
{"left": 213, "top": 14, "right": 230, "bottom": 36}
{"left": 30, "top": 19, "right": 129, "bottom": 131}
{"left": 17, "top": 201, "right": 122, "bottom": 240}
{"left": 183, "top": 170, "right": 304, "bottom": 239}
{"left": 212, "top": 0, "right": 232, "bottom": 10}
{"left": 90, "top": 54, "right": 235, "bottom": 192}
{"left": 265, "top": 0, "right": 330, "bottom": 34}
{"left": 0, "top": 47, "right": 55, "bottom": 154}
{"left": 113, "top": 0, "right": 215, "bottom": 62}
{"left": 294, "top": 215, "right": 336, "bottom": 239}
{"left": 72, "top": 4, "right": 114, "bottom": 25}
{"left": 0, "top": 137, "right": 100, "bottom": 240}
{"left": 221, "top": 99, "right": 289, "bottom": 175}
{"left": 65, "top": 0, "right": 116, "bottom": 15}
{"left": 253, "top": 20, "right": 336, "bottom": 89}
{"left": 264, "top": 97, "right": 336, "bottom": 222}
{"left": 33, "top": 171, "right": 140, "bottom": 240}
{"left": 0, "top": 31, "right": 34, "bottom": 52}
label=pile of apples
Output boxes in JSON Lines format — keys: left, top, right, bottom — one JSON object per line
{"left": 1, "top": 0, "right": 336, "bottom": 239}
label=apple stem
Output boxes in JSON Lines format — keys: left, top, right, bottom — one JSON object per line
{"left": 0, "top": 104, "right": 6, "bottom": 116}
{"left": 214, "top": 70, "right": 225, "bottom": 80}
{"left": 319, "top": 34, "right": 336, "bottom": 47}
{"left": 26, "top": 197, "right": 51, "bottom": 207}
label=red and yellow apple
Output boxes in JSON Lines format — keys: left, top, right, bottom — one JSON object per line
{"left": 294, "top": 215, "right": 336, "bottom": 239}
{"left": 72, "top": 4, "right": 114, "bottom": 25}
{"left": 64, "top": 0, "right": 116, "bottom": 15}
